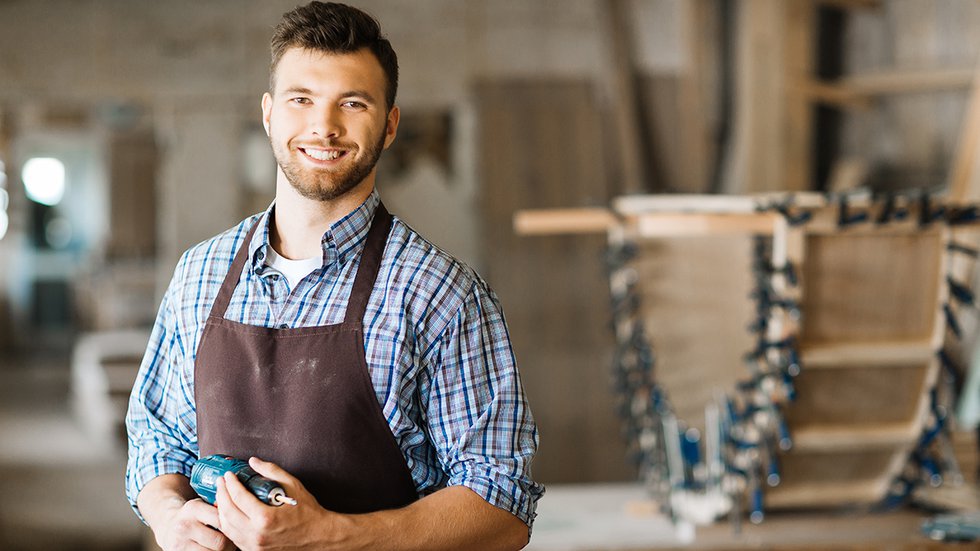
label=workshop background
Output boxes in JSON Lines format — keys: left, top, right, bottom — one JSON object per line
{"left": 3, "top": 0, "right": 980, "bottom": 549}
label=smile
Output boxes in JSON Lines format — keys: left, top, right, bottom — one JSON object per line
{"left": 300, "top": 148, "right": 347, "bottom": 162}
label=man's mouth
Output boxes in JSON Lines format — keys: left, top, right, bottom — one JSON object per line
{"left": 300, "top": 147, "right": 347, "bottom": 162}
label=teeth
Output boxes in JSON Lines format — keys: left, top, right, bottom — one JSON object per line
{"left": 305, "top": 149, "right": 341, "bottom": 161}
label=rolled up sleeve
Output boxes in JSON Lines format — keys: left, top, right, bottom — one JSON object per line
{"left": 427, "top": 280, "right": 545, "bottom": 528}
{"left": 124, "top": 267, "right": 199, "bottom": 522}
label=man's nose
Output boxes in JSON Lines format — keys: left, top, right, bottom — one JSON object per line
{"left": 310, "top": 106, "right": 343, "bottom": 138}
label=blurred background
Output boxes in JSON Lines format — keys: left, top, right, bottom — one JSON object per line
{"left": 3, "top": 0, "right": 980, "bottom": 549}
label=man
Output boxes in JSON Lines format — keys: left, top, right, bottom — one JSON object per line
{"left": 125, "top": 2, "right": 543, "bottom": 549}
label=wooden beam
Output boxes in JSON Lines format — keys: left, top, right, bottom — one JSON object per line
{"left": 784, "top": 0, "right": 817, "bottom": 191}
{"left": 634, "top": 212, "right": 780, "bottom": 237}
{"left": 791, "top": 423, "right": 921, "bottom": 451}
{"left": 798, "top": 68, "right": 976, "bottom": 109}
{"left": 800, "top": 339, "right": 935, "bottom": 368}
{"left": 598, "top": 0, "right": 648, "bottom": 194}
{"left": 614, "top": 194, "right": 759, "bottom": 214}
{"left": 948, "top": 56, "right": 980, "bottom": 202}
{"left": 513, "top": 208, "right": 618, "bottom": 236}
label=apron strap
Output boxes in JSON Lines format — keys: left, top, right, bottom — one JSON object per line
{"left": 209, "top": 217, "right": 263, "bottom": 319}
{"left": 345, "top": 203, "right": 392, "bottom": 323}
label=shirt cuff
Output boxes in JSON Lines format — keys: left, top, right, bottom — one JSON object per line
{"left": 447, "top": 465, "right": 545, "bottom": 532}
{"left": 126, "top": 450, "right": 197, "bottom": 524}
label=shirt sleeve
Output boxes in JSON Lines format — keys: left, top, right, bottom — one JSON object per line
{"left": 124, "top": 263, "right": 200, "bottom": 522}
{"left": 425, "top": 279, "right": 545, "bottom": 530}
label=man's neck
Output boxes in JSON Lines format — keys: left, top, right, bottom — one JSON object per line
{"left": 270, "top": 176, "right": 375, "bottom": 260}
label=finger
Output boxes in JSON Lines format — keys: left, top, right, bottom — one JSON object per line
{"left": 215, "top": 476, "right": 248, "bottom": 525}
{"left": 190, "top": 525, "right": 232, "bottom": 551}
{"left": 177, "top": 514, "right": 229, "bottom": 551}
{"left": 184, "top": 498, "right": 221, "bottom": 530}
{"left": 249, "top": 456, "right": 299, "bottom": 486}
{"left": 176, "top": 499, "right": 231, "bottom": 551}
{"left": 220, "top": 470, "right": 267, "bottom": 519}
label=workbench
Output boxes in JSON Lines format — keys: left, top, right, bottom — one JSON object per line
{"left": 527, "top": 483, "right": 966, "bottom": 550}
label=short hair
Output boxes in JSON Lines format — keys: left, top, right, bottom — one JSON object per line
{"left": 270, "top": 1, "right": 399, "bottom": 111}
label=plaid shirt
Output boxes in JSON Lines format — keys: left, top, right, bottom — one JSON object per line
{"left": 125, "top": 190, "right": 543, "bottom": 527}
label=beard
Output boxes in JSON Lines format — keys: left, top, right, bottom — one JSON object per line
{"left": 272, "top": 126, "right": 387, "bottom": 202}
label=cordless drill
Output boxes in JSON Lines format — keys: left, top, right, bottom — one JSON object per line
{"left": 190, "top": 454, "right": 297, "bottom": 506}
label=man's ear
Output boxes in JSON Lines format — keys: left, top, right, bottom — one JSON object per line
{"left": 383, "top": 106, "right": 400, "bottom": 150}
{"left": 261, "top": 92, "right": 273, "bottom": 136}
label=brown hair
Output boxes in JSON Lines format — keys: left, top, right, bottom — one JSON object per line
{"left": 270, "top": 2, "right": 399, "bottom": 110}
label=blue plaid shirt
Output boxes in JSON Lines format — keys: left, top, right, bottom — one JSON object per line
{"left": 125, "top": 190, "right": 543, "bottom": 527}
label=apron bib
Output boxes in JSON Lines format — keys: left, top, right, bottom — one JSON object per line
{"left": 194, "top": 204, "right": 418, "bottom": 513}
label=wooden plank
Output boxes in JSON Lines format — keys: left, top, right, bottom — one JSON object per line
{"left": 786, "top": 362, "right": 932, "bottom": 427}
{"left": 800, "top": 339, "right": 935, "bottom": 367}
{"left": 513, "top": 208, "right": 618, "bottom": 236}
{"left": 766, "top": 480, "right": 888, "bottom": 508}
{"left": 948, "top": 56, "right": 980, "bottom": 202}
{"left": 783, "top": 0, "right": 817, "bottom": 192}
{"left": 791, "top": 423, "right": 922, "bottom": 451}
{"left": 476, "top": 80, "right": 631, "bottom": 484}
{"left": 676, "top": 0, "right": 718, "bottom": 193}
{"left": 614, "top": 194, "right": 759, "bottom": 214}
{"left": 598, "top": 0, "right": 648, "bottom": 194}
{"left": 800, "top": 231, "right": 943, "bottom": 343}
{"left": 634, "top": 212, "right": 780, "bottom": 237}
{"left": 799, "top": 68, "right": 976, "bottom": 109}
{"left": 633, "top": 235, "right": 757, "bottom": 435}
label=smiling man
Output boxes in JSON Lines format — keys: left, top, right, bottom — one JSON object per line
{"left": 125, "top": 3, "right": 543, "bottom": 550}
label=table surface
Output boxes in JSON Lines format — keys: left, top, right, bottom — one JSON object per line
{"left": 525, "top": 483, "right": 971, "bottom": 550}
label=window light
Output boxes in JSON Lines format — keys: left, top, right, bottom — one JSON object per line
{"left": 22, "top": 157, "right": 66, "bottom": 206}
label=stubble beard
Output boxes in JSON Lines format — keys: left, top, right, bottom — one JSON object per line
{"left": 273, "top": 127, "right": 387, "bottom": 203}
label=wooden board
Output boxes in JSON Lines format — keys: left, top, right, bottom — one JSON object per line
{"left": 476, "top": 79, "right": 631, "bottom": 484}
{"left": 800, "top": 231, "right": 943, "bottom": 345}
{"left": 632, "top": 235, "right": 756, "bottom": 434}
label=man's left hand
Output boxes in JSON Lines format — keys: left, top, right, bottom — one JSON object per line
{"left": 214, "top": 457, "right": 352, "bottom": 550}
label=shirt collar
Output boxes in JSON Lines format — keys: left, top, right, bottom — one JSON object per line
{"left": 248, "top": 189, "right": 382, "bottom": 272}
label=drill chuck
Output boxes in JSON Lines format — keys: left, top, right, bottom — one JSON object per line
{"left": 190, "top": 454, "right": 297, "bottom": 507}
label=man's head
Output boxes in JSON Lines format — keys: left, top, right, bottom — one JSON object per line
{"left": 270, "top": 1, "right": 398, "bottom": 112}
{"left": 263, "top": 2, "right": 401, "bottom": 205}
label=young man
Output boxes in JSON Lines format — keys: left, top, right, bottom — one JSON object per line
{"left": 125, "top": 2, "right": 543, "bottom": 549}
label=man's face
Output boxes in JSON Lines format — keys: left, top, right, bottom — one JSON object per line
{"left": 262, "top": 47, "right": 398, "bottom": 202}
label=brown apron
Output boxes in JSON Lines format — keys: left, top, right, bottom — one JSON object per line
{"left": 194, "top": 204, "right": 419, "bottom": 513}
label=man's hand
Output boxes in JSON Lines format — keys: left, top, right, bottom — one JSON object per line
{"left": 214, "top": 457, "right": 354, "bottom": 550}
{"left": 137, "top": 473, "right": 235, "bottom": 551}
{"left": 154, "top": 498, "right": 236, "bottom": 551}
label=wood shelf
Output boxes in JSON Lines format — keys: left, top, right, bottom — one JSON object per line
{"left": 800, "top": 339, "right": 935, "bottom": 368}
{"left": 798, "top": 68, "right": 975, "bottom": 109}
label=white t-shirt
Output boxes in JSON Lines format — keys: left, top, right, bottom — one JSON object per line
{"left": 265, "top": 246, "right": 321, "bottom": 290}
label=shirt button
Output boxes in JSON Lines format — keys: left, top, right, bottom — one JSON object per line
{"left": 278, "top": 323, "right": 288, "bottom": 329}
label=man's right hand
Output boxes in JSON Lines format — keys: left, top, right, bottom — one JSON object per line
{"left": 154, "top": 498, "right": 235, "bottom": 551}
{"left": 137, "top": 473, "right": 235, "bottom": 551}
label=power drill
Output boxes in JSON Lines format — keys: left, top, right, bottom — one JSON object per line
{"left": 190, "top": 454, "right": 297, "bottom": 507}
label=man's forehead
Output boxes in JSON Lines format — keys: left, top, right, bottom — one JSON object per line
{"left": 274, "top": 47, "right": 385, "bottom": 89}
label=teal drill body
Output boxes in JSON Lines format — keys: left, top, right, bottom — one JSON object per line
{"left": 190, "top": 454, "right": 295, "bottom": 507}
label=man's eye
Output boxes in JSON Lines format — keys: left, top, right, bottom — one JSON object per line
{"left": 342, "top": 101, "right": 366, "bottom": 109}
{"left": 290, "top": 97, "right": 311, "bottom": 105}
